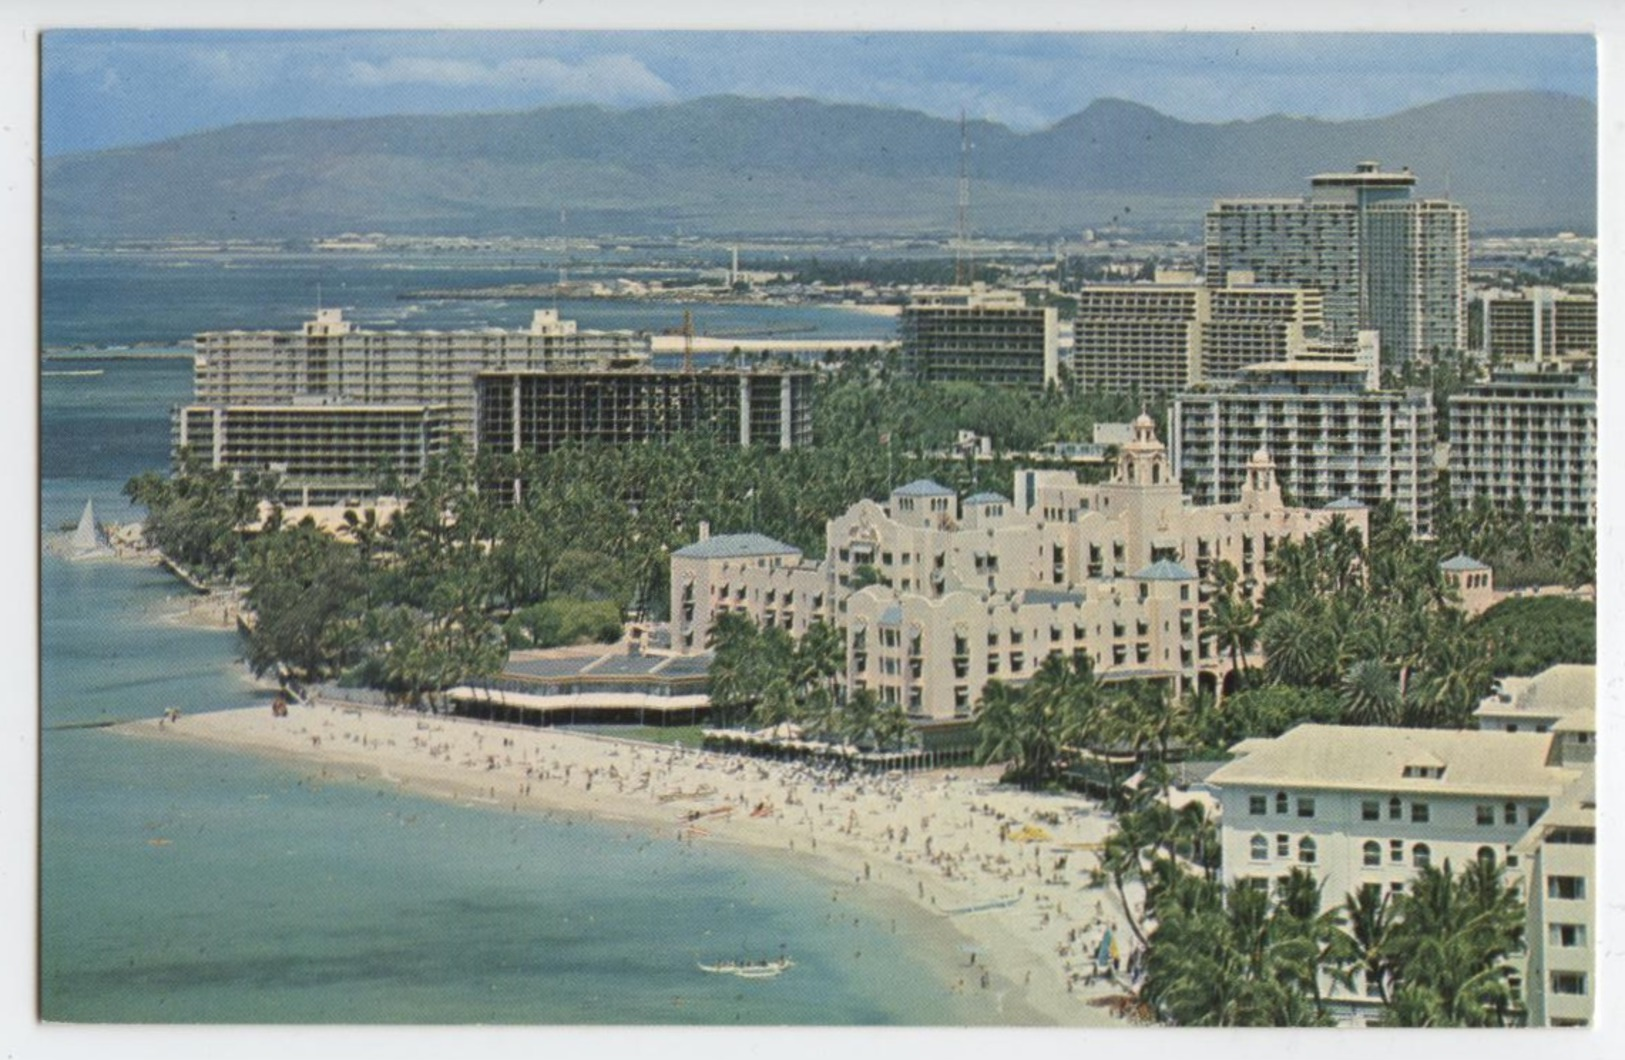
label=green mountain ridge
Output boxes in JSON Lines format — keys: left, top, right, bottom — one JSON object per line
{"left": 43, "top": 91, "right": 1595, "bottom": 239}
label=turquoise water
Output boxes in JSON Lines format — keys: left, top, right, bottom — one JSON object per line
{"left": 39, "top": 270, "right": 993, "bottom": 1026}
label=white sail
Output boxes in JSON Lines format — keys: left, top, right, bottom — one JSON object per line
{"left": 70, "top": 498, "right": 110, "bottom": 556}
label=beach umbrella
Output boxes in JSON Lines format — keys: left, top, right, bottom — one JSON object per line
{"left": 1095, "top": 929, "right": 1112, "bottom": 966}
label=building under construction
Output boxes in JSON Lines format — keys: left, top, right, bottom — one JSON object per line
{"left": 476, "top": 368, "right": 816, "bottom": 456}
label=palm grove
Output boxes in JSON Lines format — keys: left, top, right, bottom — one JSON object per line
{"left": 127, "top": 351, "right": 1590, "bottom": 1025}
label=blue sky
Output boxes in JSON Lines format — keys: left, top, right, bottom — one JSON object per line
{"left": 43, "top": 30, "right": 1595, "bottom": 156}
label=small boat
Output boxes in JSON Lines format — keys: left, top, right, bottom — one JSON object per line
{"left": 698, "top": 956, "right": 794, "bottom": 979}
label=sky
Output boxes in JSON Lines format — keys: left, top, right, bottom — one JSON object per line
{"left": 42, "top": 30, "right": 1596, "bottom": 157}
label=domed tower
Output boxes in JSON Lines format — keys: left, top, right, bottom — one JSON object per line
{"left": 1239, "top": 447, "right": 1282, "bottom": 510}
{"left": 1116, "top": 412, "right": 1172, "bottom": 488}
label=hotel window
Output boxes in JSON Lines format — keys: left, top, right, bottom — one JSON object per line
{"left": 1412, "top": 843, "right": 1431, "bottom": 869}
{"left": 1363, "top": 841, "right": 1381, "bottom": 867}
{"left": 1504, "top": 802, "right": 1517, "bottom": 825}
{"left": 1551, "top": 972, "right": 1588, "bottom": 997}
{"left": 1249, "top": 795, "right": 1267, "bottom": 816}
{"left": 1275, "top": 791, "right": 1289, "bottom": 814}
{"left": 1550, "top": 924, "right": 1587, "bottom": 948}
{"left": 1476, "top": 805, "right": 1495, "bottom": 827}
{"left": 1362, "top": 800, "right": 1380, "bottom": 821}
{"left": 1477, "top": 846, "right": 1496, "bottom": 868}
{"left": 1389, "top": 797, "right": 1402, "bottom": 820}
{"left": 1547, "top": 876, "right": 1586, "bottom": 901}
{"left": 1276, "top": 834, "right": 1289, "bottom": 858}
{"left": 1411, "top": 802, "right": 1430, "bottom": 824}
{"left": 1296, "top": 797, "right": 1315, "bottom": 818}
{"left": 1363, "top": 970, "right": 1383, "bottom": 998}
{"left": 1390, "top": 840, "right": 1403, "bottom": 863}
{"left": 1250, "top": 835, "right": 1268, "bottom": 861}
{"left": 1298, "top": 837, "right": 1317, "bottom": 865}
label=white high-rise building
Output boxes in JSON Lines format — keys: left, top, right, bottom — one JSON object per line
{"left": 1205, "top": 162, "right": 1467, "bottom": 365}
{"left": 1446, "top": 366, "right": 1597, "bottom": 526}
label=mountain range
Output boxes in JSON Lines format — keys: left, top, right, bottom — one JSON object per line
{"left": 42, "top": 91, "right": 1596, "bottom": 241}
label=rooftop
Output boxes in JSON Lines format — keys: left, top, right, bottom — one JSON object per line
{"left": 964, "top": 491, "right": 1010, "bottom": 505}
{"left": 893, "top": 479, "right": 956, "bottom": 498}
{"left": 672, "top": 533, "right": 801, "bottom": 560}
{"left": 1440, "top": 554, "right": 1489, "bottom": 572}
{"left": 1207, "top": 723, "right": 1577, "bottom": 798}
{"left": 1474, "top": 664, "right": 1595, "bottom": 721}
{"left": 1135, "top": 559, "right": 1197, "bottom": 581}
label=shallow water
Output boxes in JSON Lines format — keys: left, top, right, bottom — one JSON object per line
{"left": 38, "top": 272, "right": 1003, "bottom": 1026}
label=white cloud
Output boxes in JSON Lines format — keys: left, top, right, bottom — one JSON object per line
{"left": 340, "top": 53, "right": 677, "bottom": 104}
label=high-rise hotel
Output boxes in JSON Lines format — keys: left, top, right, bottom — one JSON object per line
{"left": 1205, "top": 162, "right": 1467, "bottom": 365}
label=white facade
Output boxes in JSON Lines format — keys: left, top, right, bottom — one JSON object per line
{"left": 1172, "top": 361, "right": 1437, "bottom": 534}
{"left": 1446, "top": 367, "right": 1596, "bottom": 526}
{"left": 1204, "top": 161, "right": 1467, "bottom": 365}
{"left": 1209, "top": 717, "right": 1594, "bottom": 1026}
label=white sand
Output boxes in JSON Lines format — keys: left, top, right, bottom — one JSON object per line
{"left": 122, "top": 701, "right": 1150, "bottom": 1026}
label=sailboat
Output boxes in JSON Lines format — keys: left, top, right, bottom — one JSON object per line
{"left": 69, "top": 497, "right": 111, "bottom": 557}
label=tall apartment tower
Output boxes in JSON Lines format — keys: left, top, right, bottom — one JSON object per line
{"left": 900, "top": 286, "right": 1059, "bottom": 392}
{"left": 1205, "top": 162, "right": 1467, "bottom": 365}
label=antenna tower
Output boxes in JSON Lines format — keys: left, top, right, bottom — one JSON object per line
{"left": 955, "top": 110, "right": 972, "bottom": 286}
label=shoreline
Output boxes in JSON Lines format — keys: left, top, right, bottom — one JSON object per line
{"left": 118, "top": 702, "right": 1145, "bottom": 1027}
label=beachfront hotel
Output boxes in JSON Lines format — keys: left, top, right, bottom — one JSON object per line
{"left": 177, "top": 308, "right": 815, "bottom": 504}
{"left": 1207, "top": 664, "right": 1597, "bottom": 1026}
{"left": 671, "top": 415, "right": 1363, "bottom": 726}
{"left": 1071, "top": 271, "right": 1326, "bottom": 396}
{"left": 900, "top": 285, "right": 1060, "bottom": 392}
{"left": 1204, "top": 161, "right": 1467, "bottom": 365}
{"left": 1170, "top": 360, "right": 1437, "bottom": 534}
{"left": 1445, "top": 365, "right": 1597, "bottom": 526}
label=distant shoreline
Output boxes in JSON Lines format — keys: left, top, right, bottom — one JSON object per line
{"left": 119, "top": 702, "right": 1143, "bottom": 1027}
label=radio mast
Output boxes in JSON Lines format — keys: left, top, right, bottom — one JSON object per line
{"left": 955, "top": 110, "right": 973, "bottom": 287}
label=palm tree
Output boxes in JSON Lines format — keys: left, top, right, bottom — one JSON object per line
{"left": 1340, "top": 659, "right": 1402, "bottom": 726}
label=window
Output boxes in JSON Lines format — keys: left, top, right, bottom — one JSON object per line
{"left": 1249, "top": 795, "right": 1267, "bottom": 815}
{"left": 1550, "top": 924, "right": 1587, "bottom": 948}
{"left": 1363, "top": 841, "right": 1381, "bottom": 867}
{"left": 1390, "top": 840, "right": 1403, "bottom": 863}
{"left": 1364, "top": 970, "right": 1384, "bottom": 998}
{"left": 1250, "top": 835, "right": 1268, "bottom": 861}
{"left": 1362, "top": 800, "right": 1380, "bottom": 821}
{"left": 1547, "top": 876, "right": 1586, "bottom": 901}
{"left": 1476, "top": 805, "right": 1495, "bottom": 827}
{"left": 1504, "top": 802, "right": 1517, "bottom": 825}
{"left": 1298, "top": 837, "right": 1317, "bottom": 864}
{"left": 1296, "top": 797, "right": 1315, "bottom": 818}
{"left": 1389, "top": 797, "right": 1402, "bottom": 820}
{"left": 1412, "top": 843, "right": 1431, "bottom": 869}
{"left": 1276, "top": 834, "right": 1289, "bottom": 858}
{"left": 1550, "top": 972, "right": 1588, "bottom": 996}
{"left": 1476, "top": 846, "right": 1496, "bottom": 868}
{"left": 1275, "top": 791, "right": 1289, "bottom": 814}
{"left": 1411, "top": 802, "right": 1430, "bottom": 824}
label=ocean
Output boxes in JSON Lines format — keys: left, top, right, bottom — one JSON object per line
{"left": 37, "top": 252, "right": 995, "bottom": 1025}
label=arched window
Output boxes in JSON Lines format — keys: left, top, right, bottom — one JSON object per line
{"left": 1413, "top": 843, "right": 1431, "bottom": 869}
{"left": 1251, "top": 835, "right": 1268, "bottom": 861}
{"left": 1276, "top": 791, "right": 1289, "bottom": 814}
{"left": 1477, "top": 846, "right": 1496, "bottom": 868}
{"left": 1388, "top": 796, "right": 1402, "bottom": 820}
{"left": 1363, "top": 841, "right": 1381, "bottom": 867}
{"left": 1298, "top": 837, "right": 1317, "bottom": 864}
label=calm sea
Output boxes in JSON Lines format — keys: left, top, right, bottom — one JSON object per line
{"left": 38, "top": 253, "right": 992, "bottom": 1025}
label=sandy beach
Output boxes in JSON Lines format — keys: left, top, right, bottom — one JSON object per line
{"left": 121, "top": 701, "right": 1148, "bottom": 1026}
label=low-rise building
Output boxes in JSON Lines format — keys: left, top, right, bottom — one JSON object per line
{"left": 1208, "top": 720, "right": 1590, "bottom": 1026}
